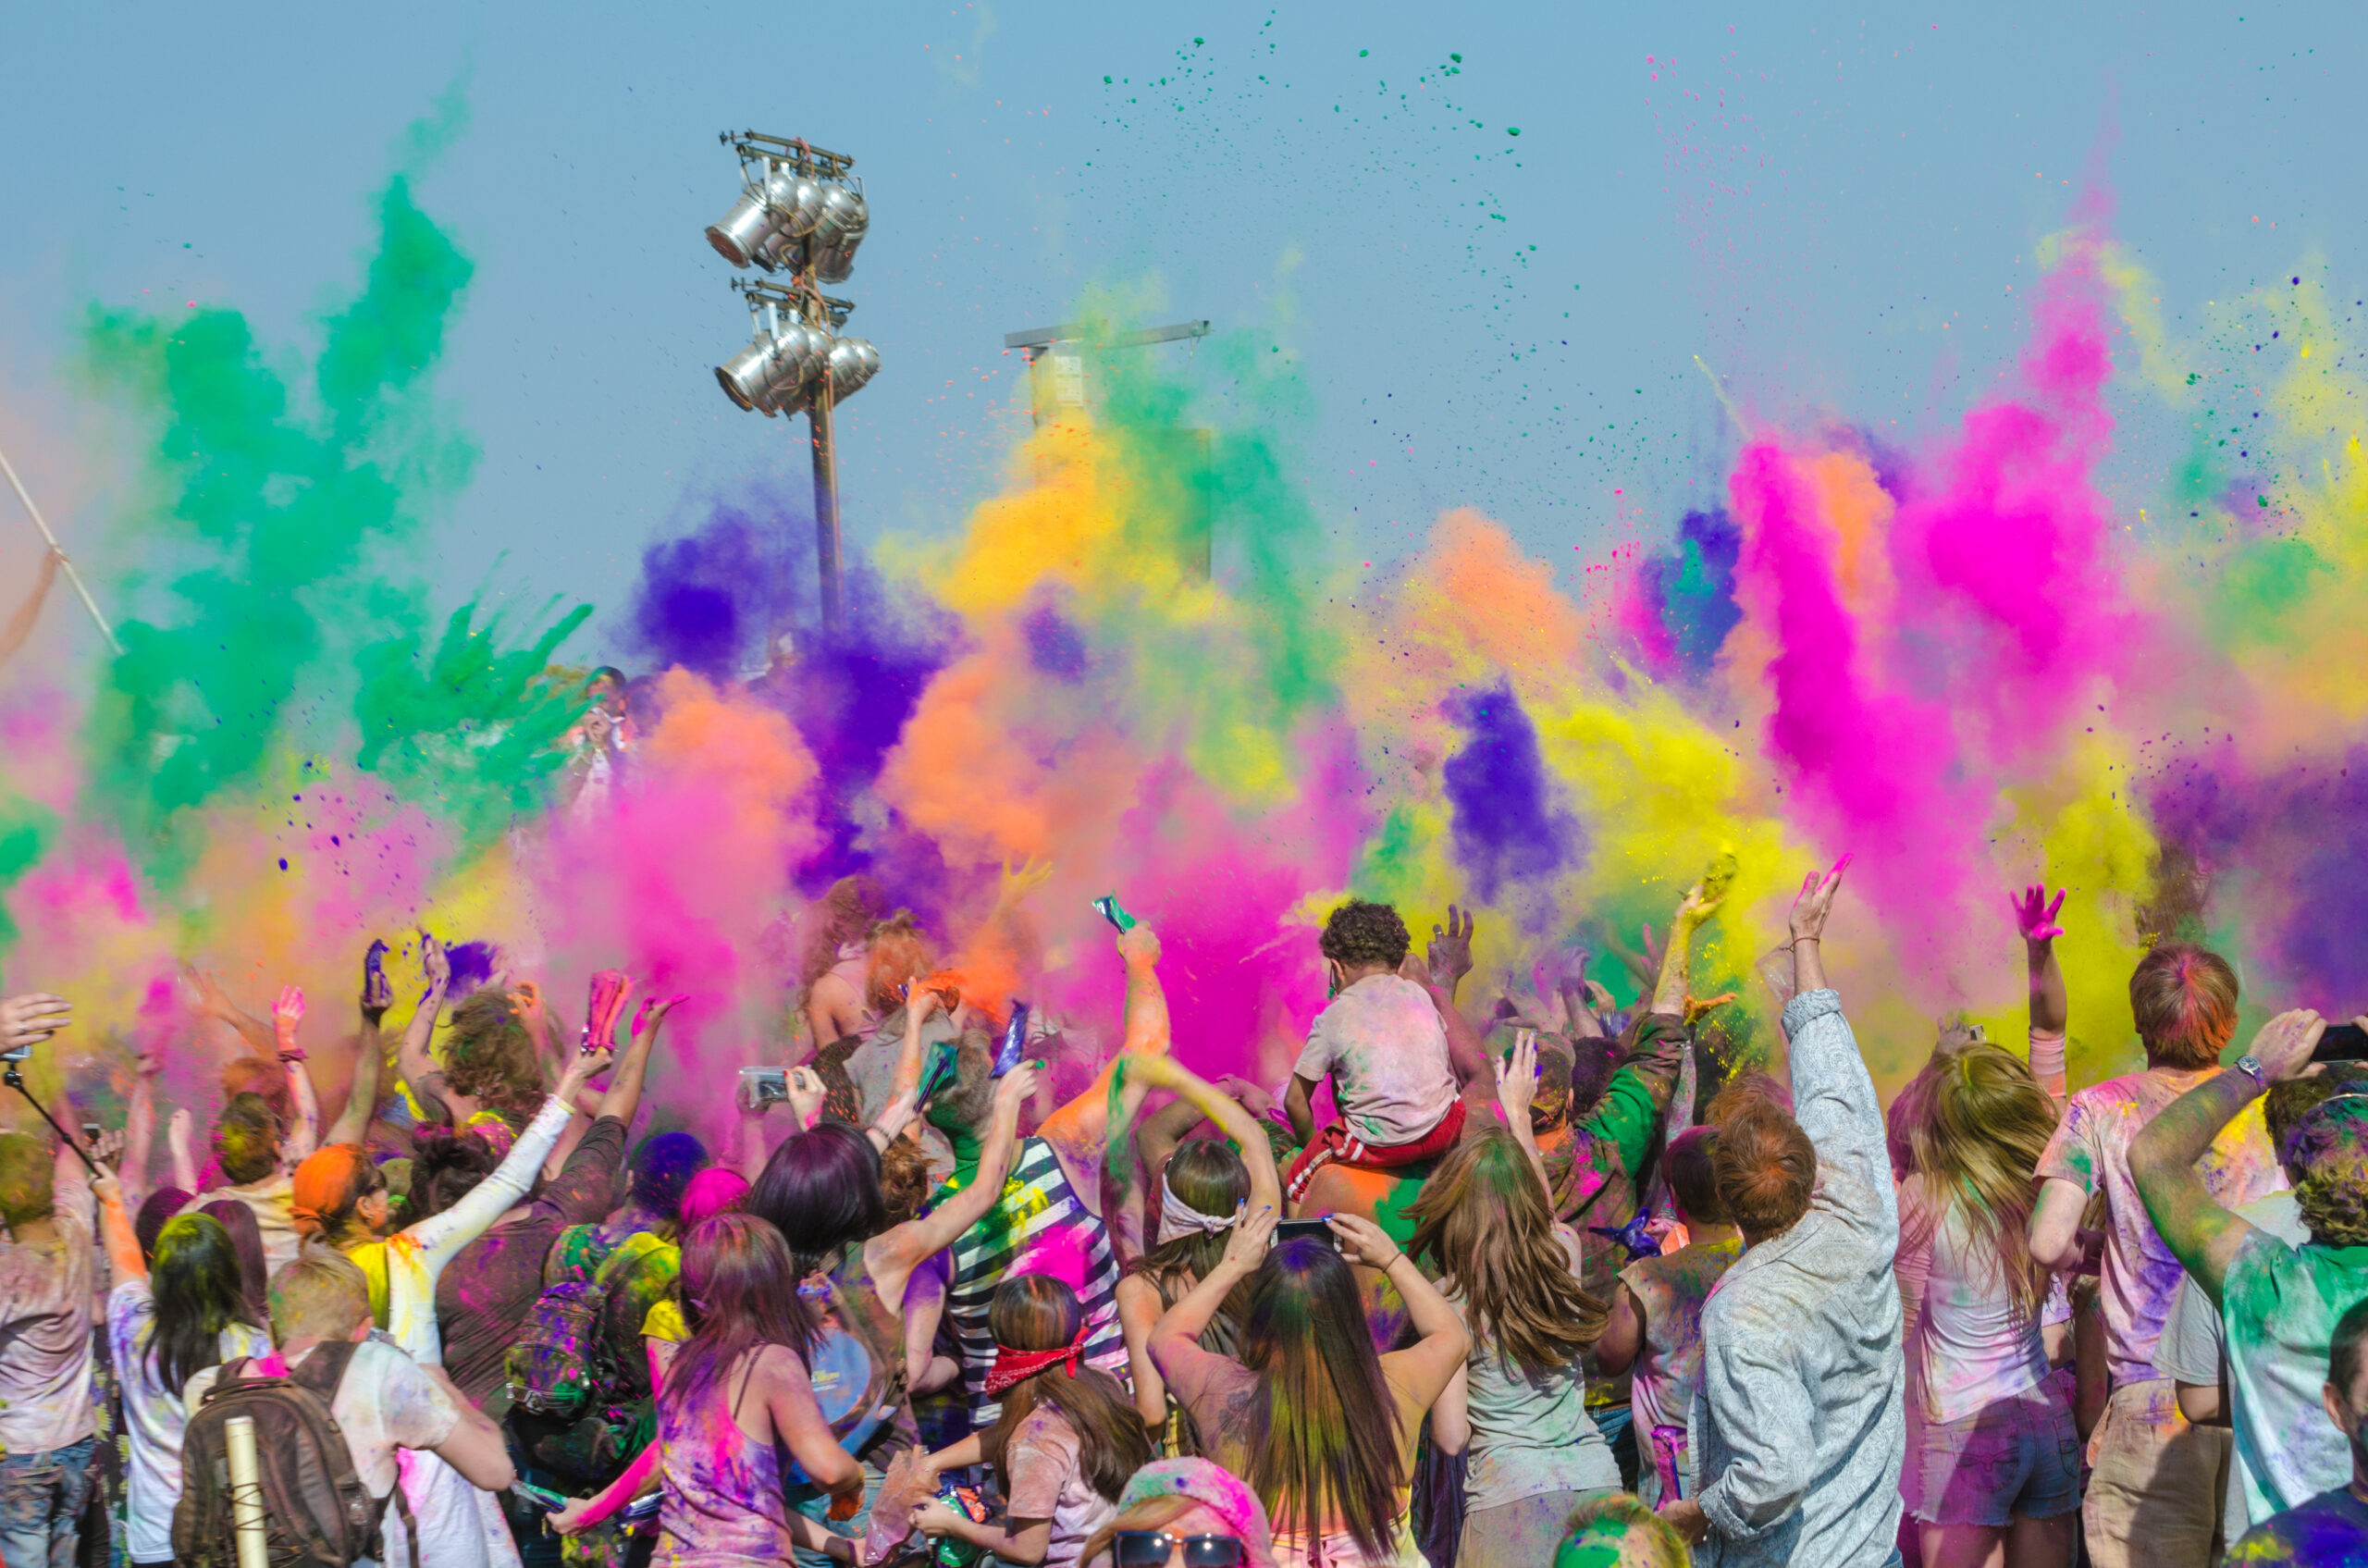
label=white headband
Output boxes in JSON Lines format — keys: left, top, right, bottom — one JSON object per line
{"left": 1156, "top": 1169, "right": 1240, "bottom": 1246}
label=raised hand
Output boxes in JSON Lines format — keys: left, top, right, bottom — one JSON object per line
{"left": 0, "top": 994, "right": 71, "bottom": 1054}
{"left": 360, "top": 940, "right": 393, "bottom": 1019}
{"left": 993, "top": 1061, "right": 1043, "bottom": 1118}
{"left": 1789, "top": 855, "right": 1853, "bottom": 943}
{"left": 1220, "top": 1202, "right": 1280, "bottom": 1271}
{"left": 1671, "top": 878, "right": 1725, "bottom": 932}
{"left": 90, "top": 1127, "right": 127, "bottom": 1167}
{"left": 1495, "top": 1029, "right": 1539, "bottom": 1128}
{"left": 581, "top": 970, "right": 634, "bottom": 1053}
{"left": 995, "top": 855, "right": 1054, "bottom": 911}
{"left": 1325, "top": 1211, "right": 1404, "bottom": 1271}
{"left": 1116, "top": 921, "right": 1162, "bottom": 968}
{"left": 272, "top": 985, "right": 305, "bottom": 1055}
{"left": 1215, "top": 1073, "right": 1275, "bottom": 1118}
{"left": 2251, "top": 1008, "right": 2328, "bottom": 1084}
{"left": 1426, "top": 905, "right": 1476, "bottom": 991}
{"left": 786, "top": 1066, "right": 827, "bottom": 1129}
{"left": 2013, "top": 884, "right": 2067, "bottom": 945}
{"left": 419, "top": 932, "right": 450, "bottom": 997}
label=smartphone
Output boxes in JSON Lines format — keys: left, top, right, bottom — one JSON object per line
{"left": 80, "top": 1122, "right": 101, "bottom": 1147}
{"left": 1271, "top": 1216, "right": 1334, "bottom": 1250}
{"left": 738, "top": 1068, "right": 790, "bottom": 1108}
{"left": 993, "top": 1003, "right": 1030, "bottom": 1077}
{"left": 2316, "top": 1023, "right": 2368, "bottom": 1063}
{"left": 1092, "top": 895, "right": 1137, "bottom": 932}
{"left": 511, "top": 1480, "right": 570, "bottom": 1512}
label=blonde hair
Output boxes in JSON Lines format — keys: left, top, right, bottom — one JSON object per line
{"left": 1906, "top": 1042, "right": 2057, "bottom": 1324}
{"left": 268, "top": 1242, "right": 372, "bottom": 1343}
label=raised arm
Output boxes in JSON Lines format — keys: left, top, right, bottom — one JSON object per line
{"left": 400, "top": 1048, "right": 611, "bottom": 1269}
{"left": 1779, "top": 859, "right": 1890, "bottom": 1221}
{"left": 397, "top": 934, "right": 450, "bottom": 1112}
{"left": 2130, "top": 1009, "right": 2325, "bottom": 1305}
{"left": 1038, "top": 923, "right": 1172, "bottom": 1175}
{"left": 274, "top": 987, "right": 322, "bottom": 1165}
{"left": 1151, "top": 1203, "right": 1276, "bottom": 1375}
{"left": 166, "top": 1107, "right": 198, "bottom": 1196}
{"left": 1653, "top": 882, "right": 1724, "bottom": 1017}
{"left": 93, "top": 1163, "right": 145, "bottom": 1283}
{"left": 2014, "top": 884, "right": 2070, "bottom": 1104}
{"left": 866, "top": 1065, "right": 1042, "bottom": 1311}
{"left": 595, "top": 992, "right": 672, "bottom": 1127}
{"left": 1493, "top": 1031, "right": 1553, "bottom": 1201}
{"left": 1338, "top": 1213, "right": 1471, "bottom": 1411}
{"left": 893, "top": 986, "right": 945, "bottom": 1105}
{"left": 122, "top": 1044, "right": 162, "bottom": 1203}
{"left": 327, "top": 947, "right": 393, "bottom": 1150}
{"left": 1126, "top": 1055, "right": 1283, "bottom": 1214}
{"left": 0, "top": 548, "right": 59, "bottom": 663}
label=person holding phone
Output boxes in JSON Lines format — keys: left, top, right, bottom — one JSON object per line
{"left": 1146, "top": 1204, "right": 1468, "bottom": 1565}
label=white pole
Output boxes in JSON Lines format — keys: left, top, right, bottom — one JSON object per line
{"left": 224, "top": 1414, "right": 270, "bottom": 1568}
{"left": 0, "top": 441, "right": 124, "bottom": 656}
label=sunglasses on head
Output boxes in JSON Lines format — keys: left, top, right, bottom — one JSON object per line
{"left": 1114, "top": 1532, "right": 1248, "bottom": 1567}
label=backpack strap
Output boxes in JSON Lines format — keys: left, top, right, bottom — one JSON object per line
{"left": 285, "top": 1338, "right": 364, "bottom": 1402}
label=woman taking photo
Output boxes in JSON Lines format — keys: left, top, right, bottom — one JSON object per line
{"left": 1148, "top": 1206, "right": 1467, "bottom": 1566}
{"left": 1406, "top": 1031, "right": 1619, "bottom": 1567}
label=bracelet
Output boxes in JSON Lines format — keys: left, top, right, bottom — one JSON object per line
{"left": 1790, "top": 936, "right": 1821, "bottom": 946}
{"left": 277, "top": 1049, "right": 307, "bottom": 1064}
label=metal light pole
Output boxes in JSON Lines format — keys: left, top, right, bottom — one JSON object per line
{"left": 706, "top": 131, "right": 878, "bottom": 640}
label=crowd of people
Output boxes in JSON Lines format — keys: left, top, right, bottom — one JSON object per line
{"left": 0, "top": 853, "right": 2362, "bottom": 1568}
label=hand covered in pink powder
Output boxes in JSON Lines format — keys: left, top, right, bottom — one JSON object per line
{"left": 1788, "top": 854, "right": 1853, "bottom": 942}
{"left": 2012, "top": 883, "right": 2067, "bottom": 944}
{"left": 1215, "top": 1074, "right": 1274, "bottom": 1118}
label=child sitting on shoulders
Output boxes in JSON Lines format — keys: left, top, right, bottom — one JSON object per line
{"left": 1282, "top": 899, "right": 1465, "bottom": 1204}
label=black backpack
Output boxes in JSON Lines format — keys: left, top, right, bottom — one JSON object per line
{"left": 172, "top": 1342, "right": 418, "bottom": 1568}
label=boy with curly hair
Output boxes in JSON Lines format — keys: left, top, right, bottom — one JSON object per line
{"left": 1282, "top": 898, "right": 1464, "bottom": 1204}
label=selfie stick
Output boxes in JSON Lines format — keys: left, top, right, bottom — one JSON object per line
{"left": 1, "top": 1058, "right": 99, "bottom": 1174}
{"left": 0, "top": 442, "right": 124, "bottom": 656}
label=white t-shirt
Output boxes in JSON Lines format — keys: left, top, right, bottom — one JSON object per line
{"left": 109, "top": 1278, "right": 274, "bottom": 1562}
{"left": 185, "top": 1337, "right": 461, "bottom": 1565}
{"left": 1902, "top": 1184, "right": 2051, "bottom": 1425}
{"left": 1291, "top": 974, "right": 1458, "bottom": 1148}
{"left": 179, "top": 1176, "right": 302, "bottom": 1278}
{"left": 0, "top": 1160, "right": 95, "bottom": 1455}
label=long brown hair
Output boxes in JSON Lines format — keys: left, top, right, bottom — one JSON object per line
{"left": 1905, "top": 1042, "right": 2058, "bottom": 1323}
{"left": 802, "top": 874, "right": 885, "bottom": 987}
{"left": 980, "top": 1277, "right": 1151, "bottom": 1503}
{"left": 660, "top": 1215, "right": 821, "bottom": 1422}
{"left": 1406, "top": 1128, "right": 1606, "bottom": 1378}
{"left": 1240, "top": 1240, "right": 1403, "bottom": 1559}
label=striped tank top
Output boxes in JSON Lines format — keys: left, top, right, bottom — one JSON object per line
{"left": 944, "top": 1135, "right": 1129, "bottom": 1424}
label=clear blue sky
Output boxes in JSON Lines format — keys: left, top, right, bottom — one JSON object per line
{"left": 1, "top": 2, "right": 2355, "bottom": 662}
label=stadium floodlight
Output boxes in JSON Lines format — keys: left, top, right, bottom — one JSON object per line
{"left": 706, "top": 131, "right": 879, "bottom": 635}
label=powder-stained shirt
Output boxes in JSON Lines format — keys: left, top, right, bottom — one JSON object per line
{"left": 1896, "top": 1183, "right": 2051, "bottom": 1426}
{"left": 0, "top": 1155, "right": 94, "bottom": 1456}
{"left": 2216, "top": 1228, "right": 2368, "bottom": 1526}
{"left": 178, "top": 1174, "right": 302, "bottom": 1278}
{"left": 2035, "top": 1068, "right": 2284, "bottom": 1384}
{"left": 109, "top": 1278, "right": 273, "bottom": 1563}
{"left": 2226, "top": 1486, "right": 2368, "bottom": 1566}
{"left": 942, "top": 1136, "right": 1128, "bottom": 1426}
{"left": 1542, "top": 1013, "right": 1690, "bottom": 1305}
{"left": 1689, "top": 990, "right": 1904, "bottom": 1568}
{"left": 1622, "top": 1233, "right": 1744, "bottom": 1440}
{"left": 1292, "top": 974, "right": 1459, "bottom": 1149}
{"left": 1003, "top": 1406, "right": 1118, "bottom": 1568}
{"left": 1456, "top": 1228, "right": 1622, "bottom": 1513}
{"left": 435, "top": 1114, "right": 630, "bottom": 1408}
{"left": 2156, "top": 1191, "right": 2308, "bottom": 1532}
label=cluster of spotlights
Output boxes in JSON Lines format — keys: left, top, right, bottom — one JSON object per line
{"left": 716, "top": 293, "right": 880, "bottom": 417}
{"left": 708, "top": 132, "right": 878, "bottom": 415}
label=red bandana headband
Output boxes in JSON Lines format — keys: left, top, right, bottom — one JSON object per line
{"left": 983, "top": 1327, "right": 1088, "bottom": 1395}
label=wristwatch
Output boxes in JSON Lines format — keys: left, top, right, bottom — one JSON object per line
{"left": 2233, "top": 1054, "right": 2268, "bottom": 1088}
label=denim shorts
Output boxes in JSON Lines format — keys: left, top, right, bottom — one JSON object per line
{"left": 1904, "top": 1381, "right": 2081, "bottom": 1528}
